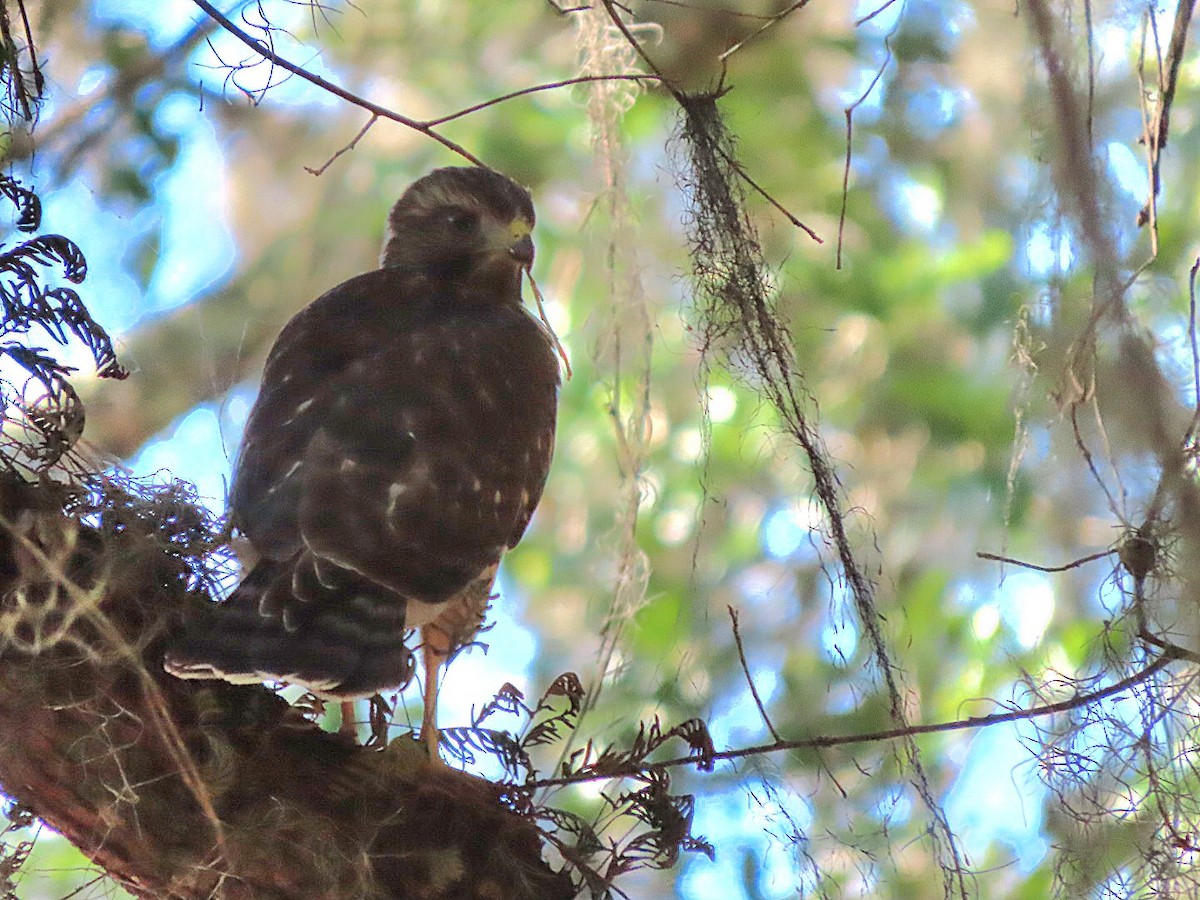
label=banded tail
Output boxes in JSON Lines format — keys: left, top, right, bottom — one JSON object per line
{"left": 164, "top": 556, "right": 415, "bottom": 699}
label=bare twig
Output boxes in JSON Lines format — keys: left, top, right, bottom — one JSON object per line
{"left": 601, "top": 1, "right": 674, "bottom": 92}
{"left": 1138, "top": 628, "right": 1200, "bottom": 665}
{"left": 717, "top": 147, "right": 822, "bottom": 243}
{"left": 1071, "top": 399, "right": 1124, "bottom": 521}
{"left": 727, "top": 606, "right": 780, "bottom": 741}
{"left": 1185, "top": 257, "right": 1200, "bottom": 444}
{"left": 977, "top": 549, "right": 1115, "bottom": 573}
{"left": 191, "top": 0, "right": 483, "bottom": 164}
{"left": 304, "top": 113, "right": 378, "bottom": 176}
{"left": 1136, "top": 0, "right": 1197, "bottom": 228}
{"left": 1135, "top": 10, "right": 1162, "bottom": 255}
{"left": 855, "top": 0, "right": 902, "bottom": 27}
{"left": 422, "top": 74, "right": 660, "bottom": 127}
{"left": 1083, "top": 0, "right": 1095, "bottom": 149}
{"left": 598, "top": 2, "right": 815, "bottom": 243}
{"left": 0, "top": 0, "right": 37, "bottom": 121}
{"left": 717, "top": 0, "right": 814, "bottom": 63}
{"left": 527, "top": 270, "right": 572, "bottom": 379}
{"left": 530, "top": 654, "right": 1179, "bottom": 788}
{"left": 193, "top": 1, "right": 664, "bottom": 170}
{"left": 837, "top": 36, "right": 894, "bottom": 269}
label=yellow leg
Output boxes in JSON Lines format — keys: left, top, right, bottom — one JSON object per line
{"left": 421, "top": 625, "right": 443, "bottom": 760}
{"left": 338, "top": 700, "right": 357, "bottom": 738}
{"left": 419, "top": 587, "right": 490, "bottom": 762}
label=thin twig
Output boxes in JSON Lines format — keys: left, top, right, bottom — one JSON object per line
{"left": 15, "top": 0, "right": 41, "bottom": 98}
{"left": 0, "top": 1, "right": 33, "bottom": 121}
{"left": 837, "top": 35, "right": 894, "bottom": 269}
{"left": 422, "top": 75, "right": 660, "bottom": 127}
{"left": 304, "top": 113, "right": 377, "bottom": 176}
{"left": 191, "top": 0, "right": 482, "bottom": 164}
{"left": 1137, "top": 0, "right": 1197, "bottom": 227}
{"left": 1071, "top": 402, "right": 1124, "bottom": 520}
{"left": 717, "top": 0, "right": 814, "bottom": 63}
{"left": 717, "top": 147, "right": 822, "bottom": 243}
{"left": 1135, "top": 10, "right": 1162, "bottom": 253}
{"left": 599, "top": 2, "right": 816, "bottom": 242}
{"left": 1139, "top": 628, "right": 1200, "bottom": 664}
{"left": 527, "top": 270, "right": 572, "bottom": 379}
{"left": 530, "top": 654, "right": 1178, "bottom": 788}
{"left": 727, "top": 606, "right": 780, "bottom": 741}
{"left": 977, "top": 549, "right": 1115, "bottom": 573}
{"left": 57, "top": 873, "right": 109, "bottom": 900}
{"left": 1083, "top": 0, "right": 1095, "bottom": 149}
{"left": 856, "top": 0, "right": 902, "bottom": 27}
{"left": 601, "top": 1, "right": 675, "bottom": 95}
{"left": 1185, "top": 257, "right": 1200, "bottom": 445}
{"left": 194, "top": 1, "right": 665, "bottom": 170}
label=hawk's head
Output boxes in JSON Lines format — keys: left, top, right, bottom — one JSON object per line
{"left": 380, "top": 167, "right": 536, "bottom": 300}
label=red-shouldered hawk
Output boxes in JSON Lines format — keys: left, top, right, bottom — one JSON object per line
{"left": 164, "top": 167, "right": 560, "bottom": 755}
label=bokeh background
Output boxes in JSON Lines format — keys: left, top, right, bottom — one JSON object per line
{"left": 5, "top": 0, "right": 1200, "bottom": 897}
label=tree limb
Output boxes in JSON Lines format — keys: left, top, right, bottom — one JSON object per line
{"left": 0, "top": 475, "right": 573, "bottom": 900}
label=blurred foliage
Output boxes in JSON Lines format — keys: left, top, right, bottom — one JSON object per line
{"left": 6, "top": 0, "right": 1200, "bottom": 896}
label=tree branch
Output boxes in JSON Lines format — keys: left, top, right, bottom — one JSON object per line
{"left": 0, "top": 476, "right": 572, "bottom": 899}
{"left": 190, "top": 0, "right": 660, "bottom": 169}
{"left": 190, "top": 0, "right": 482, "bottom": 164}
{"left": 531, "top": 652, "right": 1179, "bottom": 789}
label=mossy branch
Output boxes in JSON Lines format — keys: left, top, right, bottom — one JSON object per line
{"left": 0, "top": 476, "right": 572, "bottom": 900}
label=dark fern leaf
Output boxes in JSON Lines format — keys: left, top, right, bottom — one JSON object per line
{"left": 522, "top": 674, "right": 583, "bottom": 750}
{"left": 0, "top": 343, "right": 85, "bottom": 471}
{"left": 665, "top": 717, "right": 715, "bottom": 772}
{"left": 0, "top": 279, "right": 53, "bottom": 339}
{"left": 439, "top": 726, "right": 531, "bottom": 778}
{"left": 680, "top": 834, "right": 715, "bottom": 862}
{"left": 1, "top": 234, "right": 87, "bottom": 283}
{"left": 538, "top": 671, "right": 584, "bottom": 714}
{"left": 537, "top": 803, "right": 615, "bottom": 895}
{"left": 523, "top": 717, "right": 571, "bottom": 750}
{"left": 561, "top": 738, "right": 631, "bottom": 780}
{"left": 0, "top": 175, "right": 40, "bottom": 232}
{"left": 0, "top": 262, "right": 127, "bottom": 381}
{"left": 537, "top": 805, "right": 605, "bottom": 855}
{"left": 540, "top": 826, "right": 611, "bottom": 900}
{"left": 604, "top": 775, "right": 711, "bottom": 873}
{"left": 473, "top": 681, "right": 528, "bottom": 727}
{"left": 512, "top": 695, "right": 715, "bottom": 894}
{"left": 42, "top": 287, "right": 127, "bottom": 379}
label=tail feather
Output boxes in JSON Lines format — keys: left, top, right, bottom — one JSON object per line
{"left": 164, "top": 557, "right": 414, "bottom": 699}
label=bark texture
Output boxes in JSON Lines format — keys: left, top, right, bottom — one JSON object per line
{"left": 0, "top": 476, "right": 573, "bottom": 899}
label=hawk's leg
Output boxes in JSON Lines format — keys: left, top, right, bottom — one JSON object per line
{"left": 339, "top": 700, "right": 357, "bottom": 738}
{"left": 417, "top": 577, "right": 494, "bottom": 760}
{"left": 421, "top": 624, "right": 450, "bottom": 760}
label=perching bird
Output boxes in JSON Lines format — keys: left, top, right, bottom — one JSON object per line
{"left": 164, "top": 167, "right": 560, "bottom": 755}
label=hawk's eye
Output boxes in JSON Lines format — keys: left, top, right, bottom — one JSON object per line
{"left": 445, "top": 209, "right": 479, "bottom": 234}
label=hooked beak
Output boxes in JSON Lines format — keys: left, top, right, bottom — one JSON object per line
{"left": 508, "top": 233, "right": 535, "bottom": 268}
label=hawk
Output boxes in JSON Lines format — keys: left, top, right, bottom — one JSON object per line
{"left": 165, "top": 167, "right": 560, "bottom": 755}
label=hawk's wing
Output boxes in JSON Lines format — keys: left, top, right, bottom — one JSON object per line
{"left": 230, "top": 268, "right": 418, "bottom": 557}
{"left": 231, "top": 268, "right": 560, "bottom": 604}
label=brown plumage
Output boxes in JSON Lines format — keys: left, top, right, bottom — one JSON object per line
{"left": 165, "top": 168, "right": 559, "bottom": 752}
